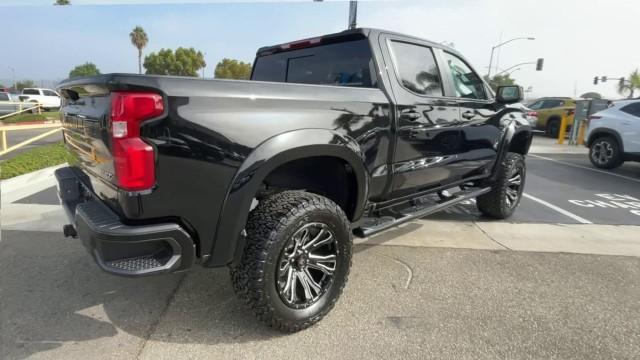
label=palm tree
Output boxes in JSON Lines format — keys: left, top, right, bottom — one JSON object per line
{"left": 618, "top": 69, "right": 640, "bottom": 99}
{"left": 129, "top": 26, "right": 149, "bottom": 74}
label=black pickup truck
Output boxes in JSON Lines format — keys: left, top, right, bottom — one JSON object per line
{"left": 56, "top": 28, "right": 532, "bottom": 332}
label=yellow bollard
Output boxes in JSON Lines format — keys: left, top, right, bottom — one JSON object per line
{"left": 557, "top": 114, "right": 568, "bottom": 145}
{"left": 577, "top": 120, "right": 587, "bottom": 145}
{"left": 1, "top": 130, "right": 7, "bottom": 152}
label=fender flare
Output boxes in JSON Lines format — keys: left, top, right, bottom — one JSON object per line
{"left": 489, "top": 110, "right": 532, "bottom": 181}
{"left": 205, "top": 128, "right": 369, "bottom": 266}
{"left": 586, "top": 127, "right": 624, "bottom": 153}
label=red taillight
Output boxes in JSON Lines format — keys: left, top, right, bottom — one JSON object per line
{"left": 110, "top": 92, "right": 164, "bottom": 191}
{"left": 527, "top": 111, "right": 538, "bottom": 117}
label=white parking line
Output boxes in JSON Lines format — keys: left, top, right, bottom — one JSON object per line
{"left": 523, "top": 193, "right": 593, "bottom": 224}
{"left": 529, "top": 154, "right": 640, "bottom": 184}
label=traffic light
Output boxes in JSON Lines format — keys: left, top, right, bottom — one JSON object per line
{"left": 593, "top": 76, "right": 599, "bottom": 85}
{"left": 536, "top": 58, "right": 544, "bottom": 71}
{"left": 619, "top": 78, "right": 625, "bottom": 87}
{"left": 601, "top": 76, "right": 608, "bottom": 83}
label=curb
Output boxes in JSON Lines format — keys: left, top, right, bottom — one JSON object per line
{"left": 1, "top": 163, "right": 67, "bottom": 195}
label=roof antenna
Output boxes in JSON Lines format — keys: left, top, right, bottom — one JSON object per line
{"left": 348, "top": 1, "right": 358, "bottom": 30}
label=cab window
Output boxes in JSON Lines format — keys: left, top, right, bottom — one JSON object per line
{"left": 442, "top": 52, "right": 486, "bottom": 100}
{"left": 388, "top": 41, "right": 443, "bottom": 96}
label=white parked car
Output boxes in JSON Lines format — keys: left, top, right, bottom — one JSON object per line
{"left": 18, "top": 88, "right": 62, "bottom": 111}
{"left": 585, "top": 99, "right": 640, "bottom": 169}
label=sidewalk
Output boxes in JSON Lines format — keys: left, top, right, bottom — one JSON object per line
{"left": 529, "top": 134, "right": 588, "bottom": 154}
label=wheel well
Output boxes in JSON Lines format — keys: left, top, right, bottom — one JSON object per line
{"left": 547, "top": 115, "right": 561, "bottom": 125}
{"left": 259, "top": 156, "right": 358, "bottom": 220}
{"left": 587, "top": 131, "right": 620, "bottom": 148}
{"left": 508, "top": 131, "right": 531, "bottom": 155}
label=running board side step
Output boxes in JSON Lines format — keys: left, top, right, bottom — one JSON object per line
{"left": 354, "top": 187, "right": 491, "bottom": 238}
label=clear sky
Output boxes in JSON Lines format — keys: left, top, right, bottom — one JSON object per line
{"left": 1, "top": 0, "right": 638, "bottom": 99}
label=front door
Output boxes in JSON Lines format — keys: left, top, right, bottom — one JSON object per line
{"left": 440, "top": 51, "right": 502, "bottom": 179}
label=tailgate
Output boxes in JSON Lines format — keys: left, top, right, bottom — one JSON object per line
{"left": 58, "top": 82, "right": 115, "bottom": 188}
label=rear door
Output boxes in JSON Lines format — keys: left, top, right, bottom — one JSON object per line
{"left": 42, "top": 89, "right": 61, "bottom": 108}
{"left": 618, "top": 102, "right": 640, "bottom": 152}
{"left": 378, "top": 34, "right": 462, "bottom": 197}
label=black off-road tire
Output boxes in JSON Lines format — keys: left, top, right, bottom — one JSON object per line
{"left": 476, "top": 152, "right": 526, "bottom": 219}
{"left": 230, "top": 190, "right": 352, "bottom": 332}
{"left": 589, "top": 136, "right": 623, "bottom": 169}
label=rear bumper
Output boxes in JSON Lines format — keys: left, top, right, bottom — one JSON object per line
{"left": 55, "top": 167, "right": 195, "bottom": 277}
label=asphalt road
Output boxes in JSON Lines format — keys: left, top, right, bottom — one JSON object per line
{"left": 1, "top": 230, "right": 638, "bottom": 360}
{"left": 2, "top": 150, "right": 640, "bottom": 359}
{"left": 433, "top": 153, "right": 640, "bottom": 225}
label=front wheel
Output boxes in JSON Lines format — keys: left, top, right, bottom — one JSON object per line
{"left": 476, "top": 152, "right": 526, "bottom": 219}
{"left": 589, "top": 136, "right": 623, "bottom": 169}
{"left": 231, "top": 191, "right": 352, "bottom": 332}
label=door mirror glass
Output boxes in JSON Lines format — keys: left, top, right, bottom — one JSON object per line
{"left": 496, "top": 85, "right": 523, "bottom": 104}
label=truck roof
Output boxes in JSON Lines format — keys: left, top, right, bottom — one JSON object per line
{"left": 256, "top": 27, "right": 458, "bottom": 57}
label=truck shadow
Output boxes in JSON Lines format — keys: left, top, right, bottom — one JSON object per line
{"left": 1, "top": 230, "right": 283, "bottom": 360}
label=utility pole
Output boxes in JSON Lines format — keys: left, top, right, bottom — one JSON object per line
{"left": 348, "top": 1, "right": 357, "bottom": 30}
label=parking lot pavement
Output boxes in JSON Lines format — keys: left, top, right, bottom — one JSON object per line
{"left": 432, "top": 152, "right": 640, "bottom": 226}
{"left": 2, "top": 230, "right": 639, "bottom": 360}
{"left": 3, "top": 141, "right": 640, "bottom": 359}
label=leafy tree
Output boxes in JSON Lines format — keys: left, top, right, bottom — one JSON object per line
{"left": 16, "top": 80, "right": 36, "bottom": 90}
{"left": 617, "top": 69, "right": 640, "bottom": 99}
{"left": 54, "top": 0, "right": 70, "bottom": 5}
{"left": 130, "top": 26, "right": 149, "bottom": 75}
{"left": 69, "top": 62, "right": 101, "bottom": 78}
{"left": 484, "top": 74, "right": 517, "bottom": 91}
{"left": 214, "top": 58, "right": 252, "bottom": 80}
{"left": 143, "top": 47, "right": 206, "bottom": 77}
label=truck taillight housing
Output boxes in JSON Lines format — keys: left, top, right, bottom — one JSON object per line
{"left": 110, "top": 92, "right": 164, "bottom": 191}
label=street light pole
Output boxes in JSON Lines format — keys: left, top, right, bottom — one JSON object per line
{"left": 487, "top": 37, "right": 535, "bottom": 78}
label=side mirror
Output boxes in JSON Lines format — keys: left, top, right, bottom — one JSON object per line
{"left": 496, "top": 85, "right": 523, "bottom": 104}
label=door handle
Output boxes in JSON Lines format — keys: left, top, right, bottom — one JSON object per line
{"left": 461, "top": 110, "right": 475, "bottom": 120}
{"left": 400, "top": 109, "right": 421, "bottom": 121}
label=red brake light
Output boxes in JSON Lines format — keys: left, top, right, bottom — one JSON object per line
{"left": 281, "top": 37, "right": 321, "bottom": 50}
{"left": 527, "top": 111, "right": 538, "bottom": 117}
{"left": 110, "top": 92, "right": 164, "bottom": 191}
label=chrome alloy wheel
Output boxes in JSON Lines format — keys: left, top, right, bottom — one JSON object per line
{"left": 591, "top": 140, "right": 614, "bottom": 166}
{"left": 505, "top": 168, "right": 523, "bottom": 208}
{"left": 276, "top": 222, "right": 338, "bottom": 309}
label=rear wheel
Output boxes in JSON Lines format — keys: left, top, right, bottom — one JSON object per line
{"left": 546, "top": 118, "right": 560, "bottom": 138}
{"left": 230, "top": 190, "right": 352, "bottom": 332}
{"left": 476, "top": 152, "right": 525, "bottom": 219}
{"left": 589, "top": 136, "right": 623, "bottom": 169}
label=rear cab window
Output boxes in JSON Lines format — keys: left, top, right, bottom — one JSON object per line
{"left": 22, "top": 89, "right": 40, "bottom": 95}
{"left": 251, "top": 38, "right": 378, "bottom": 88}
